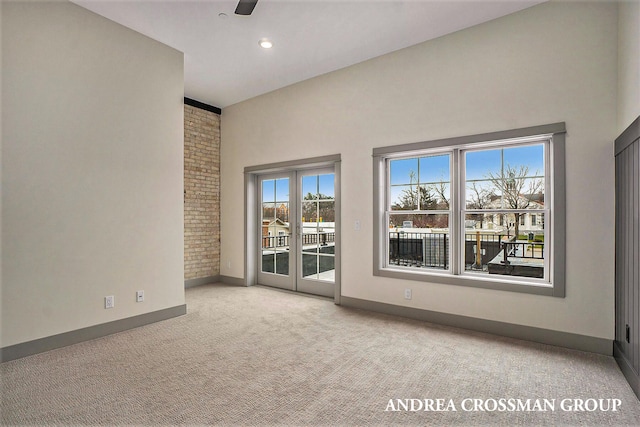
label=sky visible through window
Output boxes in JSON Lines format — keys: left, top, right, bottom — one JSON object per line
{"left": 302, "top": 174, "right": 334, "bottom": 198}
{"left": 262, "top": 178, "right": 290, "bottom": 203}
{"left": 389, "top": 144, "right": 544, "bottom": 208}
{"left": 390, "top": 154, "right": 450, "bottom": 185}
{"left": 262, "top": 174, "right": 334, "bottom": 203}
{"left": 465, "top": 144, "right": 544, "bottom": 181}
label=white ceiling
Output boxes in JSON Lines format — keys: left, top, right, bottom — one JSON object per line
{"left": 72, "top": 0, "right": 546, "bottom": 109}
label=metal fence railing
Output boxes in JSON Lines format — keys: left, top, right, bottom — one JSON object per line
{"left": 464, "top": 232, "right": 505, "bottom": 271}
{"left": 389, "top": 232, "right": 448, "bottom": 269}
{"left": 262, "top": 232, "right": 336, "bottom": 249}
{"left": 500, "top": 240, "right": 544, "bottom": 265}
{"left": 302, "top": 232, "right": 335, "bottom": 246}
{"left": 262, "top": 235, "right": 290, "bottom": 249}
{"left": 388, "top": 232, "right": 543, "bottom": 271}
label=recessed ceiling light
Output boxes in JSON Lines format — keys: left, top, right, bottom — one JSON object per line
{"left": 259, "top": 38, "right": 273, "bottom": 49}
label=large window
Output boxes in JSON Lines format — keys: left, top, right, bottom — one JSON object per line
{"left": 373, "top": 123, "right": 566, "bottom": 297}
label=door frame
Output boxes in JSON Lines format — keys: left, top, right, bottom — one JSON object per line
{"left": 244, "top": 154, "right": 341, "bottom": 304}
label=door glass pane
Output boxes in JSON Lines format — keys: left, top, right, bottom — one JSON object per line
{"left": 275, "top": 252, "right": 289, "bottom": 275}
{"left": 261, "top": 178, "right": 290, "bottom": 276}
{"left": 318, "top": 201, "right": 335, "bottom": 223}
{"left": 276, "top": 202, "right": 289, "bottom": 223}
{"left": 302, "top": 175, "right": 318, "bottom": 199}
{"left": 262, "top": 179, "right": 275, "bottom": 202}
{"left": 301, "top": 201, "right": 317, "bottom": 222}
{"left": 300, "top": 173, "right": 335, "bottom": 283}
{"left": 302, "top": 226, "right": 319, "bottom": 254}
{"left": 319, "top": 174, "right": 335, "bottom": 198}
{"left": 302, "top": 253, "right": 318, "bottom": 280}
{"left": 302, "top": 197, "right": 318, "bottom": 254}
{"left": 318, "top": 253, "right": 335, "bottom": 281}
{"left": 262, "top": 253, "right": 275, "bottom": 274}
{"left": 262, "top": 203, "right": 276, "bottom": 224}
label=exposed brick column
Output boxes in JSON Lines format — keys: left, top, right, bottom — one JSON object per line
{"left": 184, "top": 104, "right": 220, "bottom": 281}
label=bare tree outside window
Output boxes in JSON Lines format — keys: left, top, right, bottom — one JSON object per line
{"left": 486, "top": 165, "right": 543, "bottom": 237}
{"left": 302, "top": 192, "right": 335, "bottom": 222}
{"left": 390, "top": 170, "right": 447, "bottom": 228}
{"left": 466, "top": 181, "right": 492, "bottom": 228}
{"left": 376, "top": 125, "right": 565, "bottom": 293}
{"left": 392, "top": 171, "right": 437, "bottom": 211}
{"left": 429, "top": 177, "right": 450, "bottom": 210}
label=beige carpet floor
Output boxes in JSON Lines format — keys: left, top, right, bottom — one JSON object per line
{"left": 2, "top": 283, "right": 640, "bottom": 426}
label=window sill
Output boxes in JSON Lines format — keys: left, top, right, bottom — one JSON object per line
{"left": 375, "top": 266, "right": 558, "bottom": 297}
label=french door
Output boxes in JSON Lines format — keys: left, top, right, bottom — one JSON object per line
{"left": 257, "top": 167, "right": 336, "bottom": 298}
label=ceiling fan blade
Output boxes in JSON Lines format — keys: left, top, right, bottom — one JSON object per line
{"left": 235, "top": 0, "right": 258, "bottom": 16}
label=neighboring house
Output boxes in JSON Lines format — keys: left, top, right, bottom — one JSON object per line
{"left": 262, "top": 203, "right": 290, "bottom": 243}
{"left": 470, "top": 194, "right": 545, "bottom": 235}
{"left": 262, "top": 219, "right": 290, "bottom": 248}
{"left": 275, "top": 203, "right": 290, "bottom": 222}
{"left": 262, "top": 218, "right": 290, "bottom": 237}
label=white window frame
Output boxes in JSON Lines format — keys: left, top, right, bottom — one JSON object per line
{"left": 373, "top": 123, "right": 566, "bottom": 297}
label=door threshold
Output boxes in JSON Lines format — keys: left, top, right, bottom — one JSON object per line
{"left": 253, "top": 284, "right": 334, "bottom": 302}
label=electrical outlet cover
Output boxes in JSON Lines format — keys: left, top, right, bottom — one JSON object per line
{"left": 105, "top": 295, "right": 114, "bottom": 309}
